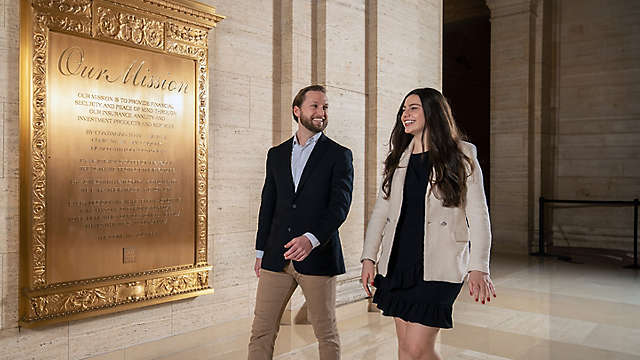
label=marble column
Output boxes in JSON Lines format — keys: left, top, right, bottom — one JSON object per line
{"left": 486, "top": 0, "right": 540, "bottom": 253}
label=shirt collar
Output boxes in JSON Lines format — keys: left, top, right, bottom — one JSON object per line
{"left": 293, "top": 131, "right": 322, "bottom": 147}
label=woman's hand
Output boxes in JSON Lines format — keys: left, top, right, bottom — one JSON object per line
{"left": 468, "top": 271, "right": 496, "bottom": 304}
{"left": 361, "top": 259, "right": 376, "bottom": 297}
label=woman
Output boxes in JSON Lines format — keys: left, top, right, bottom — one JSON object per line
{"left": 361, "top": 88, "right": 495, "bottom": 360}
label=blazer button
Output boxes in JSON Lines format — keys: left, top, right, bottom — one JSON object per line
{"left": 292, "top": 204, "right": 297, "bottom": 209}
{"left": 440, "top": 221, "right": 447, "bottom": 226}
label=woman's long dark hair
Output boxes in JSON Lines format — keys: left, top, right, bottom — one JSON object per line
{"left": 381, "top": 88, "right": 473, "bottom": 207}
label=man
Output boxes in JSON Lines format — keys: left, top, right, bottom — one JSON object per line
{"left": 248, "top": 85, "right": 354, "bottom": 360}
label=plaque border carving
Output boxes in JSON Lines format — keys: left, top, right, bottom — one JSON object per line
{"left": 19, "top": 0, "right": 223, "bottom": 327}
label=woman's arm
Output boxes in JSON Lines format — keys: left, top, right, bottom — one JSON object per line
{"left": 463, "top": 143, "right": 496, "bottom": 303}
{"left": 464, "top": 143, "right": 491, "bottom": 275}
{"left": 361, "top": 189, "right": 390, "bottom": 263}
{"left": 360, "top": 187, "right": 390, "bottom": 296}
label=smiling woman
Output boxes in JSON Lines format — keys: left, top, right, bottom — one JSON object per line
{"left": 361, "top": 88, "right": 494, "bottom": 360}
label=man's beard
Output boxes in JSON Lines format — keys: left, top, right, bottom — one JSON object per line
{"left": 299, "top": 110, "right": 327, "bottom": 133}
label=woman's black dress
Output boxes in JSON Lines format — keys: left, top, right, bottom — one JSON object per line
{"left": 372, "top": 152, "right": 463, "bottom": 328}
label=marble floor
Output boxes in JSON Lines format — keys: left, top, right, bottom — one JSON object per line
{"left": 91, "top": 254, "right": 640, "bottom": 359}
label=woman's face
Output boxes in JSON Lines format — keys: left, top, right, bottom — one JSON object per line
{"left": 401, "top": 94, "right": 426, "bottom": 137}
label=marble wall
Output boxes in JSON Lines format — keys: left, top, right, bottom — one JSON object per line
{"left": 551, "top": 0, "right": 640, "bottom": 251}
{"left": 486, "top": 0, "right": 640, "bottom": 255}
{"left": 0, "top": 0, "right": 443, "bottom": 358}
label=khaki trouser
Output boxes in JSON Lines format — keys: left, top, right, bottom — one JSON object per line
{"left": 248, "top": 261, "right": 340, "bottom": 360}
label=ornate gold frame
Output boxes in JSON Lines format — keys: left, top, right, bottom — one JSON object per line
{"left": 19, "top": 0, "right": 223, "bottom": 327}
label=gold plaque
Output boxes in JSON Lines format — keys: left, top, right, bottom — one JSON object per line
{"left": 19, "top": 0, "right": 223, "bottom": 327}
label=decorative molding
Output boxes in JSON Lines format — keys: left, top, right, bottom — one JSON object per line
{"left": 41, "top": 264, "right": 198, "bottom": 290}
{"left": 167, "top": 21, "right": 208, "bottom": 47}
{"left": 196, "top": 48, "right": 208, "bottom": 265}
{"left": 141, "top": 0, "right": 225, "bottom": 27}
{"left": 166, "top": 39, "right": 205, "bottom": 59}
{"left": 95, "top": 6, "right": 164, "bottom": 49}
{"left": 26, "top": 269, "right": 210, "bottom": 321}
{"left": 31, "top": 12, "right": 50, "bottom": 288}
{"left": 33, "top": 0, "right": 92, "bottom": 16}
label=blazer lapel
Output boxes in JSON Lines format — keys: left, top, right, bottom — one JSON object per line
{"left": 398, "top": 139, "right": 413, "bottom": 168}
{"left": 283, "top": 137, "right": 296, "bottom": 195}
{"left": 294, "top": 133, "right": 329, "bottom": 198}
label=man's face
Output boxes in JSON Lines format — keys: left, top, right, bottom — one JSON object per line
{"left": 294, "top": 91, "right": 328, "bottom": 133}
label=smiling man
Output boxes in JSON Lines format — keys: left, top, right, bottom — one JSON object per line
{"left": 248, "top": 85, "right": 354, "bottom": 360}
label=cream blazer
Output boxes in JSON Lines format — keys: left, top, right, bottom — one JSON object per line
{"left": 361, "top": 140, "right": 491, "bottom": 283}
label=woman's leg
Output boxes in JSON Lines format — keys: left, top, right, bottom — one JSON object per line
{"left": 394, "top": 317, "right": 409, "bottom": 360}
{"left": 395, "top": 317, "right": 441, "bottom": 360}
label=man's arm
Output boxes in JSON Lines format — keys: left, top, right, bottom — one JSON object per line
{"left": 256, "top": 148, "right": 277, "bottom": 257}
{"left": 309, "top": 148, "right": 354, "bottom": 244}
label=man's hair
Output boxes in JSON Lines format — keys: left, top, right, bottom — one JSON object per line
{"left": 291, "top": 84, "right": 327, "bottom": 122}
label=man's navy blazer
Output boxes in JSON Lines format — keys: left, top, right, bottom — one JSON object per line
{"left": 256, "top": 133, "right": 354, "bottom": 276}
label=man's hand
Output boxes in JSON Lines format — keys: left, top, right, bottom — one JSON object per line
{"left": 284, "top": 235, "right": 313, "bottom": 261}
{"left": 254, "top": 258, "right": 262, "bottom": 278}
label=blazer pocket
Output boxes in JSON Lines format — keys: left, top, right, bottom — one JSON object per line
{"left": 454, "top": 226, "right": 470, "bottom": 243}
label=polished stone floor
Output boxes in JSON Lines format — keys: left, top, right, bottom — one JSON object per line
{"left": 91, "top": 254, "right": 640, "bottom": 359}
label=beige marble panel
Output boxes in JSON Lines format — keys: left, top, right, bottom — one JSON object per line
{"left": 557, "top": 159, "right": 625, "bottom": 177}
{"left": 2, "top": 101, "right": 19, "bottom": 180}
{"left": 87, "top": 350, "right": 125, "bottom": 360}
{"left": 553, "top": 0, "right": 640, "bottom": 251}
{"left": 489, "top": 111, "right": 529, "bottom": 133}
{"left": 493, "top": 133, "right": 528, "bottom": 157}
{"left": 0, "top": 325, "right": 69, "bottom": 360}
{"left": 377, "top": 0, "right": 442, "bottom": 92}
{"left": 292, "top": 0, "right": 312, "bottom": 86}
{"left": 490, "top": 203, "right": 528, "bottom": 228}
{"left": 0, "top": 182, "right": 19, "bottom": 255}
{"left": 557, "top": 144, "right": 640, "bottom": 160}
{"left": 0, "top": 253, "right": 3, "bottom": 329}
{"left": 0, "top": 101, "right": 4, "bottom": 178}
{"left": 208, "top": 0, "right": 274, "bottom": 81}
{"left": 0, "top": 42, "right": 19, "bottom": 107}
{"left": 250, "top": 78, "right": 275, "bottom": 132}
{"left": 491, "top": 157, "right": 528, "bottom": 179}
{"left": 325, "top": 0, "right": 365, "bottom": 91}
{"left": 555, "top": 176, "right": 640, "bottom": 200}
{"left": 208, "top": 126, "right": 270, "bottom": 235}
{"left": 491, "top": 229, "right": 529, "bottom": 254}
{"left": 210, "top": 70, "right": 252, "bottom": 129}
{"left": 68, "top": 304, "right": 172, "bottom": 359}
{"left": 171, "top": 284, "right": 250, "bottom": 336}
{"left": 211, "top": 231, "right": 255, "bottom": 289}
{"left": 0, "top": 1, "right": 5, "bottom": 31}
{"left": 1, "top": 252, "right": 17, "bottom": 328}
